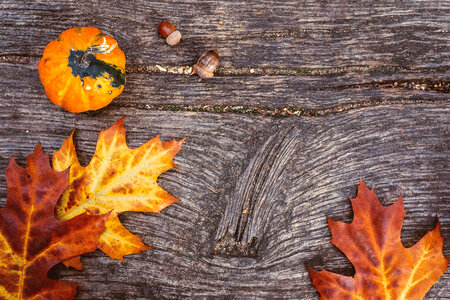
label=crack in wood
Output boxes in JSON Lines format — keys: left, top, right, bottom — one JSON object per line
{"left": 214, "top": 126, "right": 299, "bottom": 257}
{"left": 314, "top": 79, "right": 449, "bottom": 93}
{"left": 127, "top": 64, "right": 450, "bottom": 79}
{"left": 0, "top": 55, "right": 38, "bottom": 64}
{"left": 123, "top": 98, "right": 447, "bottom": 117}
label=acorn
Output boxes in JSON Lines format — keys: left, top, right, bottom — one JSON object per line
{"left": 193, "top": 50, "right": 219, "bottom": 79}
{"left": 158, "top": 21, "right": 181, "bottom": 46}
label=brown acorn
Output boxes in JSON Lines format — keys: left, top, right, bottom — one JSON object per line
{"left": 193, "top": 50, "right": 219, "bottom": 79}
{"left": 158, "top": 21, "right": 181, "bottom": 46}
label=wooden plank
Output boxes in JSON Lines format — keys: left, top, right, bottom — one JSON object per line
{"left": 0, "top": 0, "right": 448, "bottom": 298}
{"left": 0, "top": 62, "right": 447, "bottom": 113}
{"left": 0, "top": 0, "right": 448, "bottom": 69}
{"left": 0, "top": 105, "right": 448, "bottom": 298}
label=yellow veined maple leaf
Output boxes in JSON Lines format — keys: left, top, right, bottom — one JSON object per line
{"left": 52, "top": 118, "right": 184, "bottom": 265}
{"left": 0, "top": 145, "right": 108, "bottom": 300}
{"left": 307, "top": 180, "right": 449, "bottom": 300}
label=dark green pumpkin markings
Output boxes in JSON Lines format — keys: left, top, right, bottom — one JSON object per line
{"left": 68, "top": 49, "right": 125, "bottom": 88}
{"left": 94, "top": 32, "right": 106, "bottom": 40}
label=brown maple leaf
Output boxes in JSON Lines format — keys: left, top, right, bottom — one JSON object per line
{"left": 52, "top": 118, "right": 184, "bottom": 265}
{"left": 307, "top": 180, "right": 449, "bottom": 300}
{"left": 0, "top": 145, "right": 108, "bottom": 300}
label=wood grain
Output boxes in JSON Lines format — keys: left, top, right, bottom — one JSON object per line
{"left": 0, "top": 62, "right": 447, "bottom": 113}
{"left": 0, "top": 105, "right": 448, "bottom": 299}
{"left": 1, "top": 0, "right": 447, "bottom": 111}
{"left": 0, "top": 0, "right": 449, "bottom": 298}
{"left": 215, "top": 125, "right": 300, "bottom": 257}
{"left": 0, "top": 0, "right": 448, "bottom": 68}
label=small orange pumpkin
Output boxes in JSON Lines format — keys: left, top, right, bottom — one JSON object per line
{"left": 39, "top": 27, "right": 126, "bottom": 113}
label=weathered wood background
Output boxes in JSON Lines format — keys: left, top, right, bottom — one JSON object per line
{"left": 0, "top": 0, "right": 449, "bottom": 299}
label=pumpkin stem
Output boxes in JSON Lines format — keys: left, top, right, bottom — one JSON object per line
{"left": 75, "top": 37, "right": 117, "bottom": 69}
{"left": 75, "top": 51, "right": 91, "bottom": 69}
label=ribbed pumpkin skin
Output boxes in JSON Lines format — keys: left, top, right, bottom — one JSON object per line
{"left": 39, "top": 27, "right": 126, "bottom": 113}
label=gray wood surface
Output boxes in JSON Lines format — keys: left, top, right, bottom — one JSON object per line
{"left": 0, "top": 0, "right": 449, "bottom": 299}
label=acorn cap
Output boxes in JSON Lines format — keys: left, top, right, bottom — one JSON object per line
{"left": 166, "top": 30, "right": 181, "bottom": 46}
{"left": 193, "top": 64, "right": 214, "bottom": 78}
{"left": 193, "top": 50, "right": 219, "bottom": 79}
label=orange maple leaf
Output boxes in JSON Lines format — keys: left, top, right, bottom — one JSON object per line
{"left": 307, "top": 180, "right": 449, "bottom": 300}
{"left": 0, "top": 145, "right": 108, "bottom": 300}
{"left": 52, "top": 118, "right": 184, "bottom": 265}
